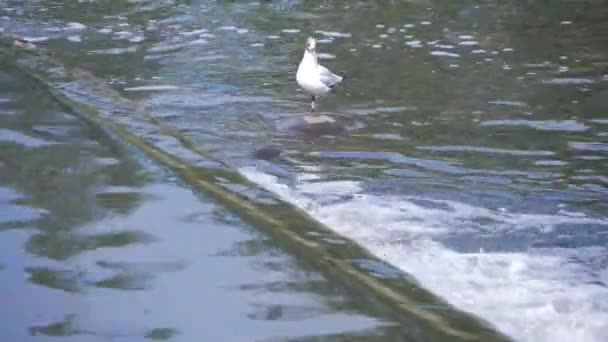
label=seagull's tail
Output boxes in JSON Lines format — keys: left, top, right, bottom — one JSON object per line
{"left": 329, "top": 72, "right": 343, "bottom": 86}
{"left": 327, "top": 73, "right": 344, "bottom": 90}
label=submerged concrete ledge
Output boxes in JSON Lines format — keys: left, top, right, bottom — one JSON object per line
{"left": 1, "top": 36, "right": 511, "bottom": 342}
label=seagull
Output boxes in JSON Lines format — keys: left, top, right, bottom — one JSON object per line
{"left": 296, "top": 37, "right": 343, "bottom": 113}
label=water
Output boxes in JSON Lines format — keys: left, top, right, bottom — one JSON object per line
{"left": 0, "top": 63, "right": 403, "bottom": 340}
{"left": 2, "top": 0, "right": 608, "bottom": 341}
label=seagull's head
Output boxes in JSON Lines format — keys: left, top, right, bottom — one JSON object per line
{"left": 305, "top": 37, "right": 317, "bottom": 52}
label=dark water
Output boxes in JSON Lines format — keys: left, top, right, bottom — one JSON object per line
{"left": 1, "top": 0, "right": 608, "bottom": 341}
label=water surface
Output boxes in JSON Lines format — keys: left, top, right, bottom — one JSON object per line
{"left": 0, "top": 66, "right": 403, "bottom": 341}
{"left": 1, "top": 0, "right": 607, "bottom": 341}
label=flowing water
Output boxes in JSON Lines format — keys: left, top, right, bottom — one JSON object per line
{"left": 1, "top": 0, "right": 608, "bottom": 341}
{"left": 0, "top": 63, "right": 407, "bottom": 341}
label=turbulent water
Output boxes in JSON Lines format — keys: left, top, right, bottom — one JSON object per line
{"left": 2, "top": 0, "right": 608, "bottom": 341}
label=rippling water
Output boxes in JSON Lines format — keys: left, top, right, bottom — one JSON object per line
{"left": 0, "top": 51, "right": 402, "bottom": 341}
{"left": 2, "top": 0, "right": 608, "bottom": 341}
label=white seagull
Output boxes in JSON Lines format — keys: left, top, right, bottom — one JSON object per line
{"left": 296, "top": 37, "right": 343, "bottom": 113}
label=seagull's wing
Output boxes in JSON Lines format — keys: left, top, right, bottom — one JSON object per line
{"left": 318, "top": 64, "right": 343, "bottom": 87}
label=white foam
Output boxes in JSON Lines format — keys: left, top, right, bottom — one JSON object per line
{"left": 123, "top": 85, "right": 180, "bottom": 91}
{"left": 282, "top": 28, "right": 300, "bottom": 33}
{"left": 405, "top": 40, "right": 422, "bottom": 48}
{"left": 430, "top": 51, "right": 461, "bottom": 58}
{"left": 239, "top": 167, "right": 608, "bottom": 342}
{"left": 317, "top": 53, "right": 336, "bottom": 59}
{"left": 435, "top": 44, "right": 455, "bottom": 49}
{"left": 459, "top": 40, "right": 478, "bottom": 46}
{"left": 179, "top": 28, "right": 206, "bottom": 36}
{"left": 128, "top": 36, "right": 145, "bottom": 43}
{"left": 146, "top": 39, "right": 205, "bottom": 53}
{"left": 21, "top": 36, "right": 49, "bottom": 42}
{"left": 97, "top": 27, "right": 112, "bottom": 34}
{"left": 66, "top": 22, "right": 86, "bottom": 30}
{"left": 542, "top": 78, "right": 596, "bottom": 85}
{"left": 113, "top": 31, "right": 132, "bottom": 40}
{"left": 219, "top": 25, "right": 237, "bottom": 31}
{"left": 91, "top": 46, "right": 138, "bottom": 55}
{"left": 315, "top": 30, "right": 351, "bottom": 38}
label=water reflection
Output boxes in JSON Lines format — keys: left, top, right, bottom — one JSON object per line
{"left": 0, "top": 69, "right": 398, "bottom": 341}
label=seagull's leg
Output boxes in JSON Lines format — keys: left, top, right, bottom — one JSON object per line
{"left": 310, "top": 96, "right": 316, "bottom": 113}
